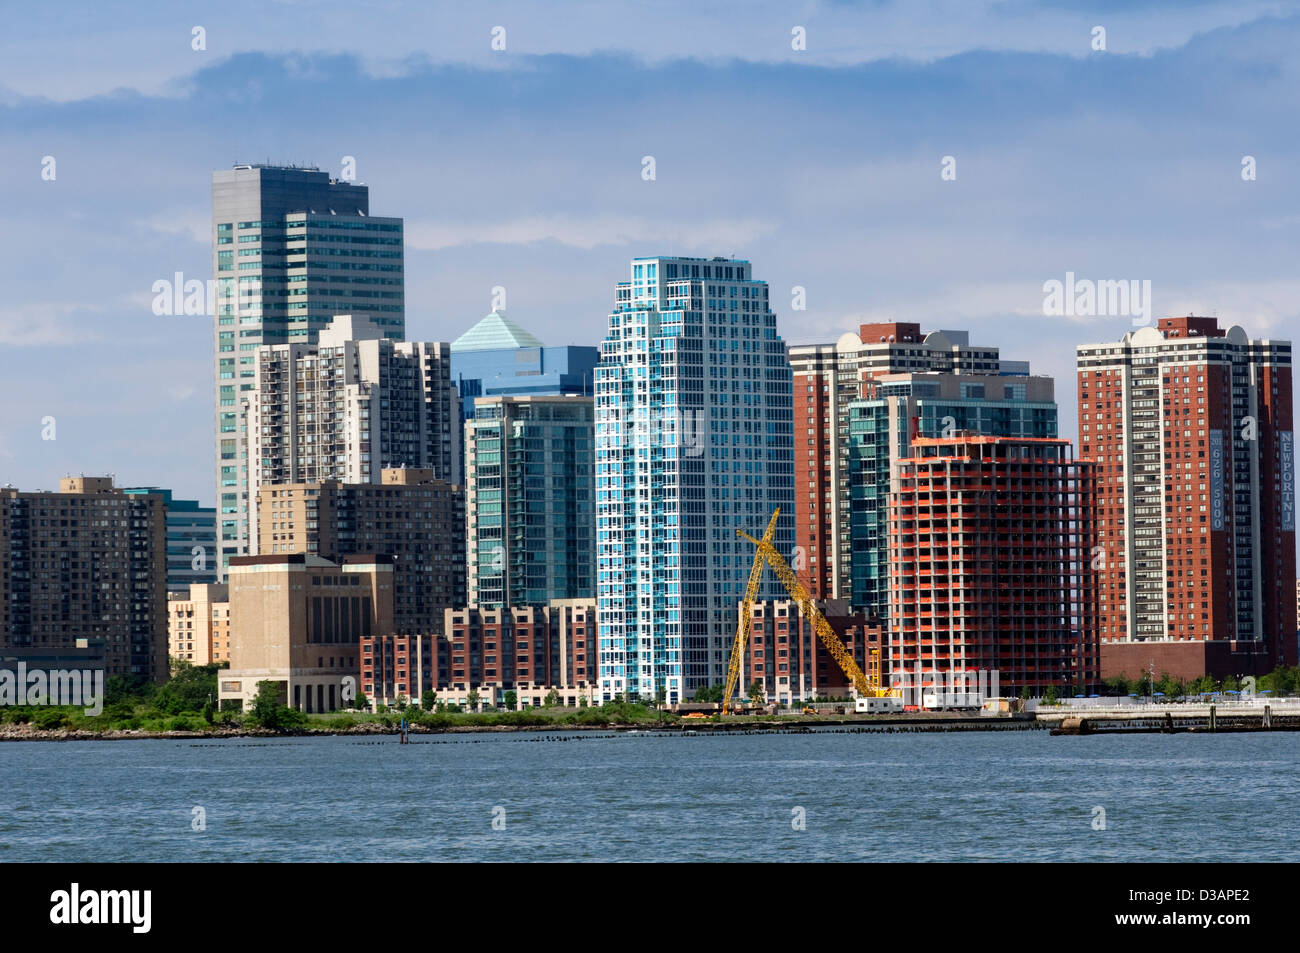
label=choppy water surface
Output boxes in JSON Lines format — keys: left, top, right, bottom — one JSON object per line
{"left": 1, "top": 729, "right": 1295, "bottom": 861}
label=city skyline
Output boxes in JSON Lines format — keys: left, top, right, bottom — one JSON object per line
{"left": 4, "top": 2, "right": 1300, "bottom": 517}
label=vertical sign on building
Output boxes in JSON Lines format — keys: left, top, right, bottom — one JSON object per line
{"left": 1209, "top": 429, "right": 1225, "bottom": 531}
{"left": 1281, "top": 431, "right": 1295, "bottom": 533}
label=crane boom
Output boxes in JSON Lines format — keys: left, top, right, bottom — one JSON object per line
{"left": 722, "top": 509, "right": 779, "bottom": 714}
{"left": 729, "top": 509, "right": 901, "bottom": 705}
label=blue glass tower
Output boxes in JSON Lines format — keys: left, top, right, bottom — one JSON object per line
{"left": 595, "top": 256, "right": 795, "bottom": 705}
{"left": 450, "top": 312, "right": 600, "bottom": 423}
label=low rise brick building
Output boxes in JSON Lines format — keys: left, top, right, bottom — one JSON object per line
{"left": 442, "top": 600, "right": 597, "bottom": 708}
{"left": 743, "top": 599, "right": 885, "bottom": 704}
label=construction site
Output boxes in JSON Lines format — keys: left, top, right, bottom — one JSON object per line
{"left": 714, "top": 508, "right": 906, "bottom": 717}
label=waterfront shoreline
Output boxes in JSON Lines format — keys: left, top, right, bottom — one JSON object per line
{"left": 0, "top": 713, "right": 1043, "bottom": 742}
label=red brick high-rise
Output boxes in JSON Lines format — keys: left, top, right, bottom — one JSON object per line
{"left": 789, "top": 322, "right": 1022, "bottom": 603}
{"left": 887, "top": 436, "right": 1094, "bottom": 697}
{"left": 1077, "top": 316, "right": 1295, "bottom": 681}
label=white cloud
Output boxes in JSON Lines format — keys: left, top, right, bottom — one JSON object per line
{"left": 405, "top": 216, "right": 778, "bottom": 251}
{"left": 138, "top": 209, "right": 209, "bottom": 245}
{"left": 0, "top": 303, "right": 104, "bottom": 347}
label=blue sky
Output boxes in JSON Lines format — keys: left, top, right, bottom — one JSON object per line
{"left": 1, "top": 0, "right": 1298, "bottom": 503}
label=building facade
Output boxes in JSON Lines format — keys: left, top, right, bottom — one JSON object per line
{"left": 244, "top": 314, "right": 458, "bottom": 557}
{"left": 123, "top": 488, "right": 218, "bottom": 593}
{"left": 450, "top": 310, "right": 600, "bottom": 426}
{"left": 0, "top": 477, "right": 168, "bottom": 682}
{"left": 218, "top": 554, "right": 393, "bottom": 712}
{"left": 212, "top": 165, "right": 404, "bottom": 565}
{"left": 168, "top": 583, "right": 230, "bottom": 665}
{"left": 443, "top": 600, "right": 598, "bottom": 707}
{"left": 256, "top": 467, "right": 465, "bottom": 634}
{"left": 887, "top": 436, "right": 1095, "bottom": 697}
{"left": 1077, "top": 316, "right": 1296, "bottom": 680}
{"left": 595, "top": 256, "right": 795, "bottom": 704}
{"left": 465, "top": 395, "right": 594, "bottom": 609}
{"left": 359, "top": 633, "right": 443, "bottom": 708}
{"left": 743, "top": 599, "right": 885, "bottom": 705}
{"left": 845, "top": 370, "right": 1058, "bottom": 619}
{"left": 790, "top": 323, "right": 1052, "bottom": 612}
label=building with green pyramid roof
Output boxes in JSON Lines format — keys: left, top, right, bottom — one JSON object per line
{"left": 448, "top": 311, "right": 600, "bottom": 425}
{"left": 452, "top": 310, "right": 545, "bottom": 351}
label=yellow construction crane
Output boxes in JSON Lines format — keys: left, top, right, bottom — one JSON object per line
{"left": 722, "top": 508, "right": 901, "bottom": 714}
{"left": 722, "top": 510, "right": 779, "bottom": 714}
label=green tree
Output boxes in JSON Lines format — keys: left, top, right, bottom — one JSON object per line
{"left": 353, "top": 690, "right": 369, "bottom": 711}
{"left": 248, "top": 680, "right": 305, "bottom": 732}
{"left": 693, "top": 684, "right": 724, "bottom": 703}
{"left": 504, "top": 690, "right": 518, "bottom": 710}
{"left": 544, "top": 688, "right": 561, "bottom": 708}
{"left": 154, "top": 662, "right": 220, "bottom": 714}
{"left": 654, "top": 688, "right": 667, "bottom": 709}
{"left": 105, "top": 674, "right": 152, "bottom": 706}
{"left": 1101, "top": 675, "right": 1130, "bottom": 697}
{"left": 1043, "top": 684, "right": 1059, "bottom": 705}
{"left": 466, "top": 689, "right": 481, "bottom": 711}
{"left": 747, "top": 680, "right": 764, "bottom": 707}
{"left": 421, "top": 689, "right": 437, "bottom": 711}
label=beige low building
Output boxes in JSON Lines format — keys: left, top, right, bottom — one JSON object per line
{"left": 218, "top": 553, "right": 394, "bottom": 713}
{"left": 168, "top": 584, "right": 230, "bottom": 665}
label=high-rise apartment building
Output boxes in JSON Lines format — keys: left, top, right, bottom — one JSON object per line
{"left": 846, "top": 371, "right": 1058, "bottom": 618}
{"left": 123, "top": 488, "right": 218, "bottom": 593}
{"left": 212, "top": 165, "right": 404, "bottom": 563}
{"left": 1077, "top": 316, "right": 1296, "bottom": 679}
{"left": 243, "top": 314, "right": 458, "bottom": 555}
{"left": 888, "top": 436, "right": 1094, "bottom": 697}
{"left": 790, "top": 323, "right": 1047, "bottom": 608}
{"left": 595, "top": 256, "right": 795, "bottom": 704}
{"left": 465, "top": 395, "right": 594, "bottom": 609}
{"left": 0, "top": 477, "right": 168, "bottom": 682}
{"left": 256, "top": 467, "right": 465, "bottom": 634}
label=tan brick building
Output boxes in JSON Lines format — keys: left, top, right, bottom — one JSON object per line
{"left": 167, "top": 584, "right": 230, "bottom": 665}
{"left": 256, "top": 467, "right": 464, "bottom": 634}
{"left": 218, "top": 553, "right": 394, "bottom": 712}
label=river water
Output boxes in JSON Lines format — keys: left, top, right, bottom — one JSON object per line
{"left": 2, "top": 729, "right": 1295, "bottom": 861}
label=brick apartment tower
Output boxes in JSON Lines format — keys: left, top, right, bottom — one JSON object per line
{"left": 789, "top": 322, "right": 1049, "bottom": 607}
{"left": 1077, "top": 317, "right": 1295, "bottom": 681}
{"left": 792, "top": 323, "right": 927, "bottom": 601}
{"left": 0, "top": 477, "right": 169, "bottom": 683}
{"left": 887, "top": 436, "right": 1095, "bottom": 696}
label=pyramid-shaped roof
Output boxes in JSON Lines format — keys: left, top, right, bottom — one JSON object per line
{"left": 451, "top": 311, "right": 544, "bottom": 352}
